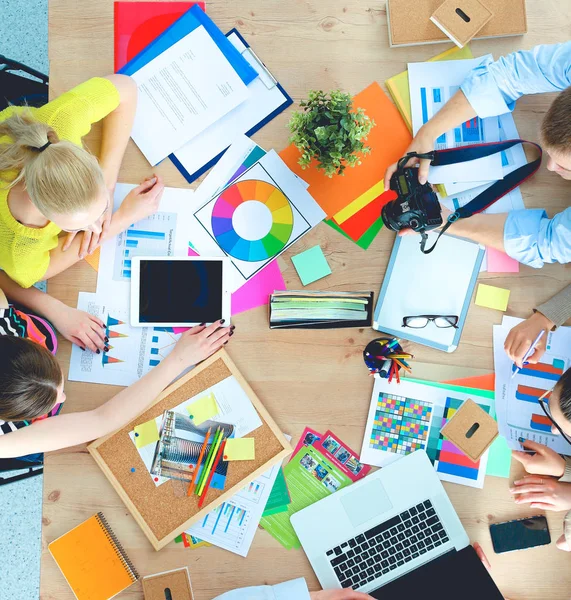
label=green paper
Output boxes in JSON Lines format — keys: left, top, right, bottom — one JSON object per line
{"left": 262, "top": 468, "right": 291, "bottom": 517}
{"left": 262, "top": 504, "right": 290, "bottom": 517}
{"left": 407, "top": 378, "right": 512, "bottom": 478}
{"left": 291, "top": 245, "right": 332, "bottom": 286}
{"left": 325, "top": 217, "right": 384, "bottom": 250}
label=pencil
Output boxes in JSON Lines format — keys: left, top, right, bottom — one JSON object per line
{"left": 195, "top": 427, "right": 220, "bottom": 493}
{"left": 392, "top": 358, "right": 412, "bottom": 373}
{"left": 188, "top": 427, "right": 211, "bottom": 496}
{"left": 197, "top": 429, "right": 224, "bottom": 496}
{"left": 198, "top": 440, "right": 226, "bottom": 509}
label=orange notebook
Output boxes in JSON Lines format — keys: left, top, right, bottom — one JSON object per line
{"left": 280, "top": 83, "right": 411, "bottom": 219}
{"left": 49, "top": 513, "right": 139, "bottom": 600}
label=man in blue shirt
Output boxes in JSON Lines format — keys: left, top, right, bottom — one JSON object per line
{"left": 384, "top": 42, "right": 571, "bottom": 269}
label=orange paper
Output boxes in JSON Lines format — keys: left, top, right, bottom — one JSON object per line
{"left": 280, "top": 83, "right": 412, "bottom": 218}
{"left": 445, "top": 373, "right": 495, "bottom": 392}
{"left": 84, "top": 247, "right": 100, "bottom": 271}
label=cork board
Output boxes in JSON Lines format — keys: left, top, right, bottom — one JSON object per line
{"left": 88, "top": 350, "right": 292, "bottom": 551}
{"left": 143, "top": 568, "right": 194, "bottom": 600}
{"left": 387, "top": 0, "right": 527, "bottom": 46}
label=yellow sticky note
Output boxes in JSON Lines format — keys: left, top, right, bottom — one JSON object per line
{"left": 223, "top": 438, "right": 255, "bottom": 461}
{"left": 134, "top": 419, "right": 159, "bottom": 449}
{"left": 187, "top": 392, "right": 219, "bottom": 425}
{"left": 475, "top": 283, "right": 511, "bottom": 312}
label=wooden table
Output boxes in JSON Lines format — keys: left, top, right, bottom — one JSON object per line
{"left": 41, "top": 1, "right": 571, "bottom": 599}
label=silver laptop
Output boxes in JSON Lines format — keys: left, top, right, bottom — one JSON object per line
{"left": 291, "top": 450, "right": 503, "bottom": 599}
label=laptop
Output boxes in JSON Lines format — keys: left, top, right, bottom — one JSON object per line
{"left": 291, "top": 450, "right": 503, "bottom": 599}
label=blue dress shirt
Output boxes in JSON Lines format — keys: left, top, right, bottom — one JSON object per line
{"left": 461, "top": 43, "right": 571, "bottom": 268}
{"left": 213, "top": 578, "right": 310, "bottom": 600}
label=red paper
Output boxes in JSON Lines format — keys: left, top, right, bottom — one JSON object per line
{"left": 445, "top": 373, "right": 495, "bottom": 392}
{"left": 114, "top": 2, "right": 205, "bottom": 72}
{"left": 338, "top": 190, "right": 396, "bottom": 241}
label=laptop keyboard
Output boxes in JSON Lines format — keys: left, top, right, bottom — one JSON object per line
{"left": 326, "top": 500, "right": 449, "bottom": 590}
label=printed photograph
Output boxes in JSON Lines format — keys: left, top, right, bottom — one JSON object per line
{"left": 303, "top": 432, "right": 321, "bottom": 446}
{"left": 300, "top": 453, "right": 318, "bottom": 471}
{"left": 335, "top": 447, "right": 351, "bottom": 464}
{"left": 322, "top": 435, "right": 341, "bottom": 455}
{"left": 345, "top": 456, "right": 364, "bottom": 475}
{"left": 314, "top": 464, "right": 328, "bottom": 481}
{"left": 323, "top": 474, "right": 341, "bottom": 493}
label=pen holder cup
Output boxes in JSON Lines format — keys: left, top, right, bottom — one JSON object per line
{"left": 363, "top": 337, "right": 404, "bottom": 376}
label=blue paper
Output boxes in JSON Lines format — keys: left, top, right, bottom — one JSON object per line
{"left": 119, "top": 5, "right": 257, "bottom": 86}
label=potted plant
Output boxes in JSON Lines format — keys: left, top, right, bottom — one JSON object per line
{"left": 288, "top": 90, "right": 375, "bottom": 178}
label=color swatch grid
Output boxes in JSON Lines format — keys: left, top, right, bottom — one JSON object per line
{"left": 369, "top": 394, "right": 432, "bottom": 455}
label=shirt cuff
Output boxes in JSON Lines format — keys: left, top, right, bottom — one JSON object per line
{"left": 461, "top": 59, "right": 514, "bottom": 119}
{"left": 273, "top": 579, "right": 310, "bottom": 600}
{"left": 503, "top": 209, "right": 549, "bottom": 268}
{"left": 535, "top": 285, "right": 571, "bottom": 329}
{"left": 559, "top": 458, "right": 571, "bottom": 483}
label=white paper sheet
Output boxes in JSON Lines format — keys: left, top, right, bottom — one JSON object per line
{"left": 172, "top": 32, "right": 289, "bottom": 181}
{"left": 96, "top": 184, "right": 195, "bottom": 296}
{"left": 130, "top": 25, "right": 250, "bottom": 165}
{"left": 68, "top": 292, "right": 181, "bottom": 387}
{"left": 494, "top": 316, "right": 571, "bottom": 454}
{"left": 408, "top": 57, "right": 502, "bottom": 184}
{"left": 361, "top": 378, "right": 490, "bottom": 488}
{"left": 188, "top": 146, "right": 325, "bottom": 292}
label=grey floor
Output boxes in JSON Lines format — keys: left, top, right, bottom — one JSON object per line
{"left": 0, "top": 2, "right": 48, "bottom": 598}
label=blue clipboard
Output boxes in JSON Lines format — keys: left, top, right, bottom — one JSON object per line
{"left": 170, "top": 28, "right": 293, "bottom": 183}
{"left": 118, "top": 5, "right": 257, "bottom": 86}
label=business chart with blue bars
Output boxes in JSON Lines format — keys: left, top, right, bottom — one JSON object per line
{"left": 112, "top": 211, "right": 177, "bottom": 282}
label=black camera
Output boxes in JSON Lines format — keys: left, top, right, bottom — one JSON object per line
{"left": 381, "top": 153, "right": 443, "bottom": 234}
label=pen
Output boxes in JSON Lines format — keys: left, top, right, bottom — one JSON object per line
{"left": 511, "top": 330, "right": 545, "bottom": 379}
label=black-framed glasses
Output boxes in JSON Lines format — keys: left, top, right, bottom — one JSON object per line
{"left": 538, "top": 389, "right": 571, "bottom": 445}
{"left": 402, "top": 315, "right": 459, "bottom": 329}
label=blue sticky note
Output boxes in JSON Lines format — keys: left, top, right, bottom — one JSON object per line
{"left": 291, "top": 245, "right": 332, "bottom": 286}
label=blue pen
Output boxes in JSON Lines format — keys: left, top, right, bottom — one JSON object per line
{"left": 511, "top": 330, "right": 545, "bottom": 379}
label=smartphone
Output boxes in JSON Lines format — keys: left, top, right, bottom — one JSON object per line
{"left": 490, "top": 515, "right": 551, "bottom": 554}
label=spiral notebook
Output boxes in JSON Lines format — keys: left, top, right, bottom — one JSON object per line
{"left": 48, "top": 512, "right": 139, "bottom": 600}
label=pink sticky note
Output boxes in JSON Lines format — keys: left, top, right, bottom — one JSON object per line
{"left": 486, "top": 248, "right": 520, "bottom": 273}
{"left": 172, "top": 248, "right": 286, "bottom": 334}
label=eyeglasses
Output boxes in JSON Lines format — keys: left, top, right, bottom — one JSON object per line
{"left": 538, "top": 388, "right": 571, "bottom": 445}
{"left": 402, "top": 315, "right": 459, "bottom": 329}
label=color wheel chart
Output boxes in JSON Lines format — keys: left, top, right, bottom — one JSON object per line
{"left": 112, "top": 211, "right": 176, "bottom": 282}
{"left": 211, "top": 179, "right": 294, "bottom": 262}
{"left": 507, "top": 354, "right": 567, "bottom": 438}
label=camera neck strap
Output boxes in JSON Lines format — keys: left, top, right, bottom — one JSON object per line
{"left": 416, "top": 139, "right": 542, "bottom": 254}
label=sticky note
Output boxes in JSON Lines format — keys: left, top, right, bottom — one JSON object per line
{"left": 475, "top": 283, "right": 510, "bottom": 312}
{"left": 187, "top": 392, "right": 219, "bottom": 425}
{"left": 223, "top": 438, "right": 255, "bottom": 461}
{"left": 486, "top": 436, "right": 512, "bottom": 478}
{"left": 134, "top": 419, "right": 159, "bottom": 449}
{"left": 486, "top": 248, "right": 520, "bottom": 273}
{"left": 291, "top": 245, "right": 332, "bottom": 286}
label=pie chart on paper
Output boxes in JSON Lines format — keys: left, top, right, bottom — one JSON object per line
{"left": 211, "top": 180, "right": 294, "bottom": 262}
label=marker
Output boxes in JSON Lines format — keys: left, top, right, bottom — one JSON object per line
{"left": 378, "top": 359, "right": 392, "bottom": 377}
{"left": 511, "top": 330, "right": 545, "bottom": 379}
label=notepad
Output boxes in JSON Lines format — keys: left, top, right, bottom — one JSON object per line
{"left": 187, "top": 392, "right": 219, "bottom": 425}
{"left": 134, "top": 419, "right": 160, "bottom": 448}
{"left": 224, "top": 438, "right": 255, "bottom": 461}
{"left": 475, "top": 284, "right": 510, "bottom": 311}
{"left": 49, "top": 513, "right": 138, "bottom": 600}
{"left": 291, "top": 245, "right": 332, "bottom": 286}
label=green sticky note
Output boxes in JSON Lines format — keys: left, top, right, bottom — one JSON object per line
{"left": 486, "top": 436, "right": 512, "bottom": 478}
{"left": 223, "top": 438, "right": 255, "bottom": 461}
{"left": 187, "top": 392, "right": 219, "bottom": 425}
{"left": 291, "top": 245, "right": 332, "bottom": 286}
{"left": 134, "top": 419, "right": 159, "bottom": 449}
{"left": 475, "top": 283, "right": 511, "bottom": 312}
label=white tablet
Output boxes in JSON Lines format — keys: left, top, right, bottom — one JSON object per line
{"left": 130, "top": 257, "right": 231, "bottom": 327}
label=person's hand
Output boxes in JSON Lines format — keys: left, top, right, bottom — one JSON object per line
{"left": 504, "top": 312, "right": 553, "bottom": 368}
{"left": 116, "top": 175, "right": 165, "bottom": 226}
{"left": 510, "top": 475, "right": 571, "bottom": 511}
{"left": 473, "top": 542, "right": 491, "bottom": 572}
{"left": 310, "top": 590, "right": 374, "bottom": 600}
{"left": 512, "top": 439, "right": 566, "bottom": 477}
{"left": 383, "top": 126, "right": 436, "bottom": 190}
{"left": 556, "top": 532, "right": 571, "bottom": 551}
{"left": 165, "top": 320, "right": 233, "bottom": 371}
{"left": 397, "top": 202, "right": 452, "bottom": 237}
{"left": 49, "top": 303, "right": 107, "bottom": 352}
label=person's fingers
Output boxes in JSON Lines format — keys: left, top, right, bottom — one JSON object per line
{"left": 209, "top": 328, "right": 232, "bottom": 347}
{"left": 511, "top": 484, "right": 551, "bottom": 495}
{"left": 87, "top": 231, "right": 100, "bottom": 255}
{"left": 89, "top": 321, "right": 107, "bottom": 344}
{"left": 186, "top": 324, "right": 206, "bottom": 336}
{"left": 473, "top": 542, "right": 491, "bottom": 572}
{"left": 79, "top": 231, "right": 91, "bottom": 259}
{"left": 512, "top": 474, "right": 552, "bottom": 485}
{"left": 512, "top": 338, "right": 531, "bottom": 368}
{"left": 383, "top": 163, "right": 397, "bottom": 189}
{"left": 530, "top": 502, "right": 559, "bottom": 510}
{"left": 511, "top": 451, "right": 532, "bottom": 466}
{"left": 101, "top": 216, "right": 111, "bottom": 240}
{"left": 203, "top": 320, "right": 227, "bottom": 337}
{"left": 62, "top": 231, "right": 77, "bottom": 252}
{"left": 84, "top": 327, "right": 106, "bottom": 351}
{"left": 513, "top": 492, "right": 554, "bottom": 504}
{"left": 504, "top": 331, "right": 515, "bottom": 354}
{"left": 527, "top": 344, "right": 547, "bottom": 364}
{"left": 89, "top": 314, "right": 106, "bottom": 329}
{"left": 520, "top": 439, "right": 548, "bottom": 454}
{"left": 418, "top": 158, "right": 431, "bottom": 184}
{"left": 135, "top": 176, "right": 158, "bottom": 194}
{"left": 77, "top": 331, "right": 98, "bottom": 353}
{"left": 70, "top": 336, "right": 86, "bottom": 351}
{"left": 556, "top": 533, "right": 571, "bottom": 551}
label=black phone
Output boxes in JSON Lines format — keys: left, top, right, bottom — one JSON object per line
{"left": 489, "top": 515, "right": 551, "bottom": 554}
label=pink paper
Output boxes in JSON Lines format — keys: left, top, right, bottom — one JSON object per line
{"left": 172, "top": 248, "right": 286, "bottom": 334}
{"left": 486, "top": 248, "right": 520, "bottom": 273}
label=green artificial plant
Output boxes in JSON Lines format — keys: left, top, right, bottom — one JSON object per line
{"left": 288, "top": 90, "right": 375, "bottom": 177}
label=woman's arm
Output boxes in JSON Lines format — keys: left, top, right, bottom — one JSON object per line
{"left": 0, "top": 323, "right": 231, "bottom": 458}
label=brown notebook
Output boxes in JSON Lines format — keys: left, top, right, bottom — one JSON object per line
{"left": 387, "top": 0, "right": 527, "bottom": 47}
{"left": 430, "top": 0, "right": 494, "bottom": 48}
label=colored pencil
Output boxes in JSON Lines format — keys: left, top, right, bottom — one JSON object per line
{"left": 197, "top": 429, "right": 224, "bottom": 496}
{"left": 392, "top": 358, "right": 412, "bottom": 373}
{"left": 198, "top": 440, "right": 226, "bottom": 509}
{"left": 188, "top": 427, "right": 211, "bottom": 496}
{"left": 195, "top": 427, "right": 220, "bottom": 493}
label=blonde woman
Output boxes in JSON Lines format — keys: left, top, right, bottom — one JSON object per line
{"left": 0, "top": 75, "right": 163, "bottom": 349}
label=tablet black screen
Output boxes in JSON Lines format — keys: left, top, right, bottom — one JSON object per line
{"left": 139, "top": 260, "right": 223, "bottom": 324}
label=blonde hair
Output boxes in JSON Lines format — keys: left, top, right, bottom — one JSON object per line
{"left": 0, "top": 109, "right": 105, "bottom": 217}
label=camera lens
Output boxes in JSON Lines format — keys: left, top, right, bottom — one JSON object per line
{"left": 410, "top": 219, "right": 419, "bottom": 230}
